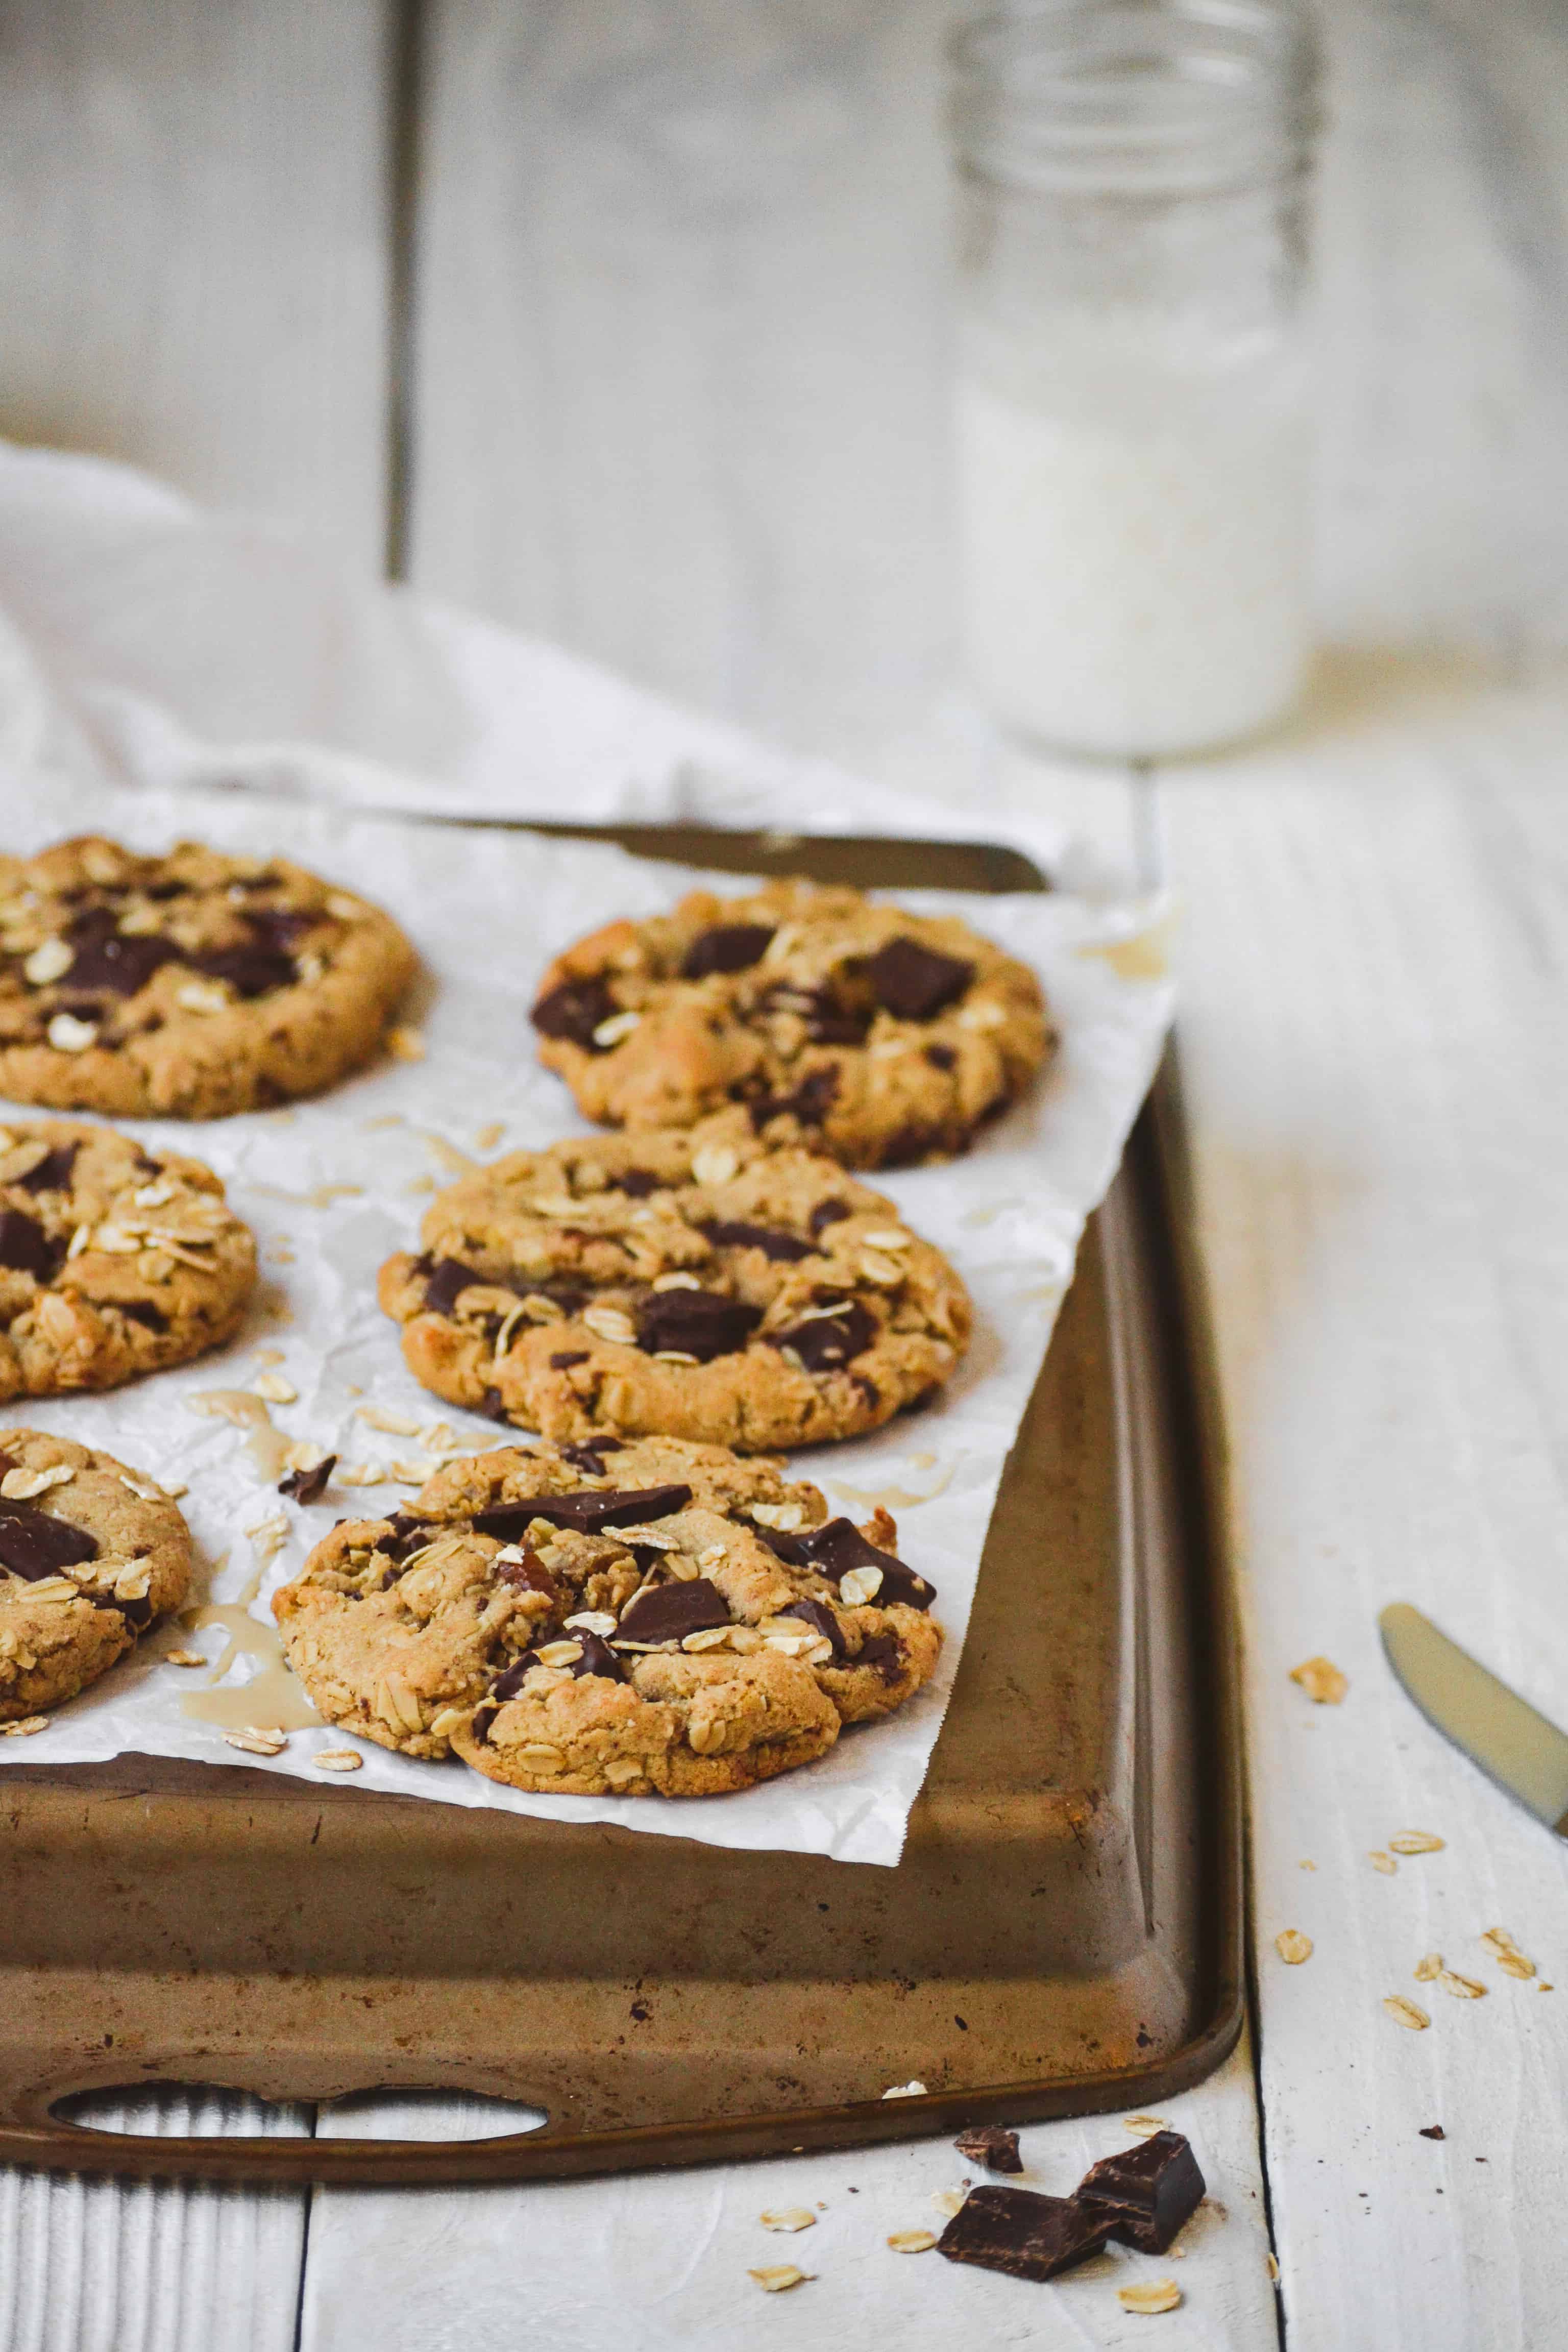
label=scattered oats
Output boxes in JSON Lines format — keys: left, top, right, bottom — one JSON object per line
{"left": 113, "top": 1562, "right": 152, "bottom": 1602}
{"left": 749, "top": 1501, "right": 805, "bottom": 1532}
{"left": 838, "top": 1565, "right": 883, "bottom": 1607}
{"left": 1383, "top": 1995, "right": 1430, "bottom": 2031}
{"left": 747, "top": 2266, "right": 808, "bottom": 2294}
{"left": 336, "top": 1463, "right": 389, "bottom": 1487}
{"left": 617, "top": 1525, "right": 677, "bottom": 1550}
{"left": 1118, "top": 2281, "right": 1182, "bottom": 2315}
{"left": 406, "top": 1174, "right": 436, "bottom": 1194}
{"left": 116, "top": 1472, "right": 165, "bottom": 1505}
{"left": 932, "top": 2189, "right": 968, "bottom": 2219}
{"left": 1413, "top": 1953, "right": 1443, "bottom": 1982}
{"left": 696, "top": 1544, "right": 729, "bottom": 1571}
{"left": 869, "top": 1037, "right": 911, "bottom": 1060}
{"left": 784, "top": 1300, "right": 854, "bottom": 1326}
{"left": 327, "top": 893, "right": 364, "bottom": 921}
{"left": 1275, "top": 1929, "right": 1313, "bottom": 1966}
{"left": 164, "top": 1650, "right": 206, "bottom": 1669}
{"left": 1, "top": 1716, "right": 49, "bottom": 1737}
{"left": 389, "top": 1456, "right": 440, "bottom": 1483}
{"left": 518, "top": 1744, "right": 566, "bottom": 1773}
{"left": 887, "top": 2231, "right": 937, "bottom": 2255}
{"left": 760, "top": 2208, "right": 816, "bottom": 2233}
{"left": 859, "top": 1253, "right": 904, "bottom": 1288}
{"left": 252, "top": 1372, "right": 298, "bottom": 1404}
{"left": 387, "top": 1024, "right": 426, "bottom": 1062}
{"left": 475, "top": 1122, "right": 506, "bottom": 1152}
{"left": 428, "top": 1706, "right": 471, "bottom": 1739}
{"left": 23, "top": 937, "right": 72, "bottom": 985}
{"left": 161, "top": 1478, "right": 189, "bottom": 1500}
{"left": 761, "top": 1632, "right": 812, "bottom": 1657}
{"left": 65, "top": 1223, "right": 90, "bottom": 1260}
{"left": 564, "top": 1611, "right": 617, "bottom": 1636}
{"left": 861, "top": 1229, "right": 911, "bottom": 1252}
{"left": 881, "top": 2080, "right": 927, "bottom": 2100}
{"left": 1122, "top": 2116, "right": 1167, "bottom": 2137}
{"left": 603, "top": 1757, "right": 643, "bottom": 1787}
{"left": 1, "top": 1464, "right": 73, "bottom": 1500}
{"left": 726, "top": 1627, "right": 763, "bottom": 1654}
{"left": 692, "top": 1144, "right": 738, "bottom": 1187}
{"left": 175, "top": 980, "right": 230, "bottom": 1016}
{"left": 582, "top": 1305, "right": 636, "bottom": 1346}
{"left": 1368, "top": 1850, "right": 1398, "bottom": 1875}
{"left": 1388, "top": 1832, "right": 1444, "bottom": 1855}
{"left": 313, "top": 1749, "right": 364, "bottom": 1773}
{"left": 245, "top": 1514, "right": 290, "bottom": 1562}
{"left": 536, "top": 1640, "right": 584, "bottom": 1669}
{"left": 24, "top": 1578, "right": 79, "bottom": 1604}
{"left": 682, "top": 1626, "right": 731, "bottom": 1653}
{"left": 1289, "top": 1656, "right": 1348, "bottom": 1704}
{"left": 651, "top": 1271, "right": 703, "bottom": 1292}
{"left": 492, "top": 1303, "right": 527, "bottom": 1361}
{"left": 224, "top": 1730, "right": 286, "bottom": 1757}
{"left": 46, "top": 1012, "right": 97, "bottom": 1052}
{"left": 1481, "top": 1928, "right": 1536, "bottom": 1979}
{"left": 357, "top": 1404, "right": 425, "bottom": 1436}
{"left": 592, "top": 1010, "right": 642, "bottom": 1047}
{"left": 652, "top": 1351, "right": 701, "bottom": 1366}
{"left": 1437, "top": 1970, "right": 1487, "bottom": 2001}
{"left": 132, "top": 1180, "right": 176, "bottom": 1209}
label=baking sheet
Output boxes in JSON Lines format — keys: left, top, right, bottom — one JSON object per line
{"left": 0, "top": 776, "right": 1172, "bottom": 1864}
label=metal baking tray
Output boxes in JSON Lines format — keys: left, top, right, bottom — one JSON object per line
{"left": 0, "top": 825, "right": 1241, "bottom": 2184}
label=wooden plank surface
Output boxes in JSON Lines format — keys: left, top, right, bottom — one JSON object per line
{"left": 0, "top": 0, "right": 395, "bottom": 572}
{"left": 1161, "top": 665, "right": 1568, "bottom": 2351}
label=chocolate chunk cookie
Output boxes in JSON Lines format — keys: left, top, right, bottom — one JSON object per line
{"left": 272, "top": 1435, "right": 942, "bottom": 1796}
{"left": 377, "top": 1113, "right": 970, "bottom": 1451}
{"left": 0, "top": 1120, "right": 255, "bottom": 1395}
{"left": 0, "top": 836, "right": 416, "bottom": 1116}
{"left": 0, "top": 1428, "right": 192, "bottom": 1720}
{"left": 531, "top": 880, "right": 1052, "bottom": 1168}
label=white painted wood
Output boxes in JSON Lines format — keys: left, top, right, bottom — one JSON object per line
{"left": 0, "top": 0, "right": 394, "bottom": 571}
{"left": 1162, "top": 661, "right": 1568, "bottom": 2351}
{"left": 300, "top": 2035, "right": 1275, "bottom": 2351}
{"left": 0, "top": 2092, "right": 310, "bottom": 2352}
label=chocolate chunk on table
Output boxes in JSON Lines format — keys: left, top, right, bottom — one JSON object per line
{"left": 1075, "top": 2128, "right": 1206, "bottom": 2253}
{"left": 954, "top": 2124, "right": 1024, "bottom": 2174}
{"left": 936, "top": 2186, "right": 1110, "bottom": 2282}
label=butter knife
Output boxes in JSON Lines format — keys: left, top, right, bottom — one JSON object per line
{"left": 1380, "top": 1602, "right": 1568, "bottom": 1837}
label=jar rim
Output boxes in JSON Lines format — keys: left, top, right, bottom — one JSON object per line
{"left": 949, "top": 0, "right": 1320, "bottom": 195}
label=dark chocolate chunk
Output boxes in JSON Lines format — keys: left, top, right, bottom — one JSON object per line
{"left": 478, "top": 1387, "right": 511, "bottom": 1422}
{"left": 100, "top": 1589, "right": 153, "bottom": 1628}
{"left": 244, "top": 906, "right": 320, "bottom": 951}
{"left": 0, "top": 1502, "right": 99, "bottom": 1581}
{"left": 881, "top": 1123, "right": 945, "bottom": 1169}
{"left": 279, "top": 1454, "right": 336, "bottom": 1505}
{"left": 514, "top": 1629, "right": 625, "bottom": 1684}
{"left": 473, "top": 1484, "right": 693, "bottom": 1541}
{"left": 377, "top": 1513, "right": 436, "bottom": 1564}
{"left": 936, "top": 2186, "right": 1110, "bottom": 2282}
{"left": 0, "top": 1208, "right": 64, "bottom": 1283}
{"left": 807, "top": 1198, "right": 851, "bottom": 1239}
{"left": 924, "top": 1042, "right": 957, "bottom": 1072}
{"left": 15, "top": 1143, "right": 80, "bottom": 1194}
{"left": 119, "top": 1295, "right": 169, "bottom": 1330}
{"left": 768, "top": 1298, "right": 876, "bottom": 1376}
{"left": 616, "top": 1577, "right": 730, "bottom": 1646}
{"left": 867, "top": 936, "right": 974, "bottom": 1023}
{"left": 495, "top": 1547, "right": 559, "bottom": 1600}
{"left": 530, "top": 975, "right": 616, "bottom": 1050}
{"left": 549, "top": 1350, "right": 589, "bottom": 1370}
{"left": 62, "top": 910, "right": 178, "bottom": 996}
{"left": 852, "top": 1631, "right": 904, "bottom": 1682}
{"left": 795, "top": 1518, "right": 936, "bottom": 1610}
{"left": 681, "top": 923, "right": 774, "bottom": 979}
{"left": 422, "top": 1256, "right": 487, "bottom": 1316}
{"left": 1075, "top": 2129, "right": 1205, "bottom": 2253}
{"left": 699, "top": 1219, "right": 813, "bottom": 1263}
{"left": 748, "top": 1064, "right": 840, "bottom": 1133}
{"left": 636, "top": 1288, "right": 762, "bottom": 1362}
{"left": 608, "top": 1167, "right": 661, "bottom": 1198}
{"left": 189, "top": 943, "right": 298, "bottom": 998}
{"left": 751, "top": 1524, "right": 810, "bottom": 1566}
{"left": 780, "top": 1598, "right": 846, "bottom": 1661}
{"left": 954, "top": 2125, "right": 1023, "bottom": 2174}
{"left": 557, "top": 1437, "right": 625, "bottom": 1474}
{"left": 143, "top": 878, "right": 191, "bottom": 901}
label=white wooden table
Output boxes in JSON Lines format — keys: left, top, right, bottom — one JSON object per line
{"left": 3, "top": 3, "right": 1567, "bottom": 2344}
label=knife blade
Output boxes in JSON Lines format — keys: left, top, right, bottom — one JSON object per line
{"left": 1379, "top": 1602, "right": 1568, "bottom": 1837}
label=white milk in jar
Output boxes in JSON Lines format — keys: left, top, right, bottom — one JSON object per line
{"left": 948, "top": 3, "right": 1318, "bottom": 760}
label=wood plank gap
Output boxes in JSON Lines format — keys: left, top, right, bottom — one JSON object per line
{"left": 384, "top": 0, "right": 428, "bottom": 580}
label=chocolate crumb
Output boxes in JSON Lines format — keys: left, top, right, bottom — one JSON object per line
{"left": 954, "top": 2125, "right": 1023, "bottom": 2174}
{"left": 279, "top": 1454, "right": 336, "bottom": 1505}
{"left": 1419, "top": 2125, "right": 1446, "bottom": 2141}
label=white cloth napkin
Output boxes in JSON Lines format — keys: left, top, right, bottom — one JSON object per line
{"left": 0, "top": 445, "right": 1172, "bottom": 1865}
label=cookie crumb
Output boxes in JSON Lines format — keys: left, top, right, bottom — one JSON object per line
{"left": 388, "top": 1025, "right": 426, "bottom": 1062}
{"left": 164, "top": 1650, "right": 206, "bottom": 1669}
{"left": 881, "top": 2080, "right": 928, "bottom": 2100}
{"left": 747, "top": 2265, "right": 809, "bottom": 2294}
{"left": 759, "top": 2208, "right": 816, "bottom": 2233}
{"left": 1275, "top": 1929, "right": 1312, "bottom": 1965}
{"left": 1289, "top": 1656, "right": 1347, "bottom": 1704}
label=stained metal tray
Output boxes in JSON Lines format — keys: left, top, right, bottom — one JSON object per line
{"left": 0, "top": 826, "right": 1241, "bottom": 2184}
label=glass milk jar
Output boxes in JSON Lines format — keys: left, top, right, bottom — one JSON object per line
{"left": 949, "top": 1, "right": 1319, "bottom": 759}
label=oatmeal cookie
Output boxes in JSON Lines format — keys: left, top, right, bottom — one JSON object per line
{"left": 0, "top": 835, "right": 416, "bottom": 1116}
{"left": 272, "top": 1434, "right": 942, "bottom": 1796}
{"left": 377, "top": 1113, "right": 970, "bottom": 1451}
{"left": 0, "top": 1428, "right": 192, "bottom": 1720}
{"left": 530, "top": 879, "right": 1051, "bottom": 1168}
{"left": 0, "top": 1119, "right": 255, "bottom": 1395}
